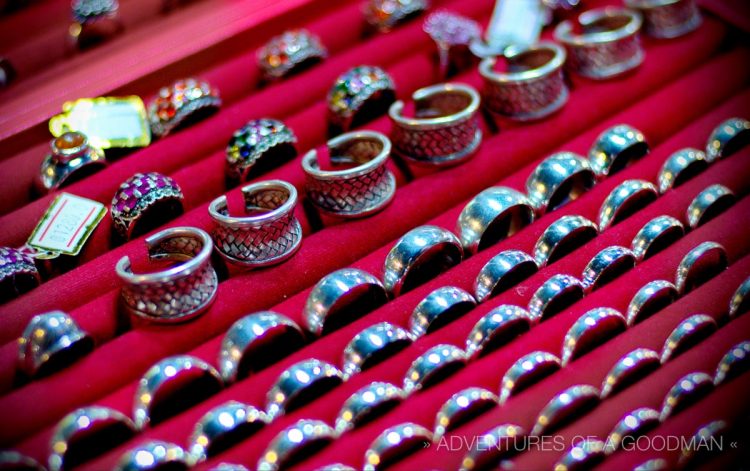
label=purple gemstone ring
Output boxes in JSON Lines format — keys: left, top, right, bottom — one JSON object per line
{"left": 423, "top": 11, "right": 482, "bottom": 78}
{"left": 0, "top": 247, "right": 41, "bottom": 302}
{"left": 327, "top": 65, "right": 396, "bottom": 136}
{"left": 225, "top": 119, "right": 297, "bottom": 185}
{"left": 110, "top": 172, "right": 184, "bottom": 241}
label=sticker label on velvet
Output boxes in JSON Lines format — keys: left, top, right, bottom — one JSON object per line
{"left": 27, "top": 193, "right": 107, "bottom": 257}
{"left": 486, "top": 0, "right": 544, "bottom": 49}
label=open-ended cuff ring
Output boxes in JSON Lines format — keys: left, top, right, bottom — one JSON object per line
{"left": 257, "top": 419, "right": 336, "bottom": 471}
{"left": 714, "top": 341, "right": 750, "bottom": 386}
{"left": 110, "top": 172, "right": 184, "bottom": 240}
{"left": 499, "top": 351, "right": 562, "bottom": 404}
{"left": 18, "top": 311, "right": 94, "bottom": 378}
{"left": 457, "top": 187, "right": 535, "bottom": 254}
{"left": 402, "top": 344, "right": 467, "bottom": 393}
{"left": 675, "top": 241, "right": 728, "bottom": 295}
{"left": 363, "top": 423, "right": 433, "bottom": 471}
{"left": 225, "top": 119, "right": 298, "bottom": 184}
{"left": 606, "top": 407, "right": 661, "bottom": 454}
{"left": 335, "top": 382, "right": 406, "bottom": 434}
{"left": 555, "top": 440, "right": 606, "bottom": 470}
{"left": 624, "top": 0, "right": 701, "bottom": 39}
{"left": 660, "top": 314, "right": 717, "bottom": 364}
{"left": 364, "top": 0, "right": 428, "bottom": 33}
{"left": 729, "top": 276, "right": 750, "bottom": 319}
{"left": 383, "top": 225, "right": 464, "bottom": 297}
{"left": 533, "top": 215, "right": 599, "bottom": 267}
{"left": 257, "top": 29, "right": 327, "bottom": 81}
{"left": 659, "top": 372, "right": 714, "bottom": 421}
{"left": 188, "top": 401, "right": 269, "bottom": 462}
{"left": 327, "top": 65, "right": 396, "bottom": 135}
{"left": 465, "top": 305, "right": 532, "bottom": 359}
{"left": 35, "top": 131, "right": 107, "bottom": 194}
{"left": 342, "top": 322, "right": 413, "bottom": 379}
{"left": 148, "top": 78, "right": 221, "bottom": 138}
{"left": 600, "top": 348, "right": 661, "bottom": 399}
{"left": 114, "top": 441, "right": 193, "bottom": 471}
{"left": 459, "top": 424, "right": 526, "bottom": 471}
{"left": 705, "top": 117, "right": 750, "bottom": 162}
{"left": 589, "top": 125, "right": 649, "bottom": 178}
{"left": 657, "top": 147, "right": 708, "bottom": 193}
{"left": 303, "top": 268, "right": 388, "bottom": 336}
{"left": 389, "top": 83, "right": 482, "bottom": 167}
{"left": 561, "top": 307, "right": 627, "bottom": 366}
{"left": 531, "top": 384, "right": 600, "bottom": 436}
{"left": 265, "top": 359, "right": 343, "bottom": 420}
{"left": 581, "top": 245, "right": 637, "bottom": 292}
{"left": 631, "top": 215, "right": 685, "bottom": 261}
{"left": 525, "top": 152, "right": 596, "bottom": 215}
{"left": 474, "top": 250, "right": 538, "bottom": 303}
{"left": 434, "top": 387, "right": 499, "bottom": 440}
{"left": 116, "top": 227, "right": 218, "bottom": 323}
{"left": 528, "top": 274, "right": 585, "bottom": 323}
{"left": 209, "top": 180, "right": 302, "bottom": 268}
{"left": 598, "top": 179, "right": 658, "bottom": 231}
{"left": 686, "top": 184, "right": 735, "bottom": 229}
{"left": 49, "top": 406, "right": 137, "bottom": 471}
{"left": 409, "top": 286, "right": 476, "bottom": 337}
{"left": 0, "top": 247, "right": 41, "bottom": 301}
{"left": 554, "top": 7, "right": 644, "bottom": 80}
{"left": 626, "top": 279, "right": 678, "bottom": 326}
{"left": 219, "top": 311, "right": 306, "bottom": 383}
{"left": 424, "top": 11, "right": 482, "bottom": 79}
{"left": 133, "top": 355, "right": 223, "bottom": 430}
{"left": 302, "top": 130, "right": 396, "bottom": 218}
{"left": 479, "top": 41, "right": 568, "bottom": 122}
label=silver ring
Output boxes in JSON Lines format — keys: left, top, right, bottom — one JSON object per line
{"left": 49, "top": 406, "right": 137, "bottom": 471}
{"left": 675, "top": 241, "right": 728, "bottom": 294}
{"left": 554, "top": 7, "right": 644, "bottom": 80}
{"left": 528, "top": 274, "right": 585, "bottom": 323}
{"left": 383, "top": 225, "right": 463, "bottom": 297}
{"left": 597, "top": 179, "right": 659, "bottom": 231}
{"left": 35, "top": 131, "right": 107, "bottom": 194}
{"left": 409, "top": 286, "right": 476, "bottom": 337}
{"left": 705, "top": 117, "right": 750, "bottom": 162}
{"left": 402, "top": 344, "right": 467, "bottom": 393}
{"left": 657, "top": 147, "right": 708, "bottom": 193}
{"left": 459, "top": 424, "right": 526, "bottom": 471}
{"left": 686, "top": 184, "right": 735, "bottom": 229}
{"left": 219, "top": 311, "right": 306, "bottom": 383}
{"left": 423, "top": 11, "right": 482, "bottom": 79}
{"left": 0, "top": 451, "right": 44, "bottom": 471}
{"left": 633, "top": 458, "right": 669, "bottom": 471}
{"left": 561, "top": 307, "right": 627, "bottom": 366}
{"left": 133, "top": 355, "right": 223, "bottom": 430}
{"left": 265, "top": 359, "right": 343, "bottom": 420}
{"left": 581, "top": 245, "right": 637, "bottom": 292}
{"left": 114, "top": 441, "right": 193, "bottom": 471}
{"left": 624, "top": 0, "right": 701, "bottom": 38}
{"left": 363, "top": 423, "right": 433, "bottom": 471}
{"left": 589, "top": 125, "right": 649, "bottom": 178}
{"left": 209, "top": 464, "right": 250, "bottom": 471}
{"left": 342, "top": 322, "right": 413, "bottom": 379}
{"left": 17, "top": 310, "right": 94, "bottom": 378}
{"left": 531, "top": 384, "right": 600, "bottom": 436}
{"left": 225, "top": 119, "right": 298, "bottom": 184}
{"left": 0, "top": 246, "right": 40, "bottom": 302}
{"left": 660, "top": 314, "right": 717, "bottom": 363}
{"left": 147, "top": 78, "right": 220, "bottom": 138}
{"left": 713, "top": 341, "right": 750, "bottom": 386}
{"left": 465, "top": 305, "right": 532, "bottom": 359}
{"left": 678, "top": 420, "right": 728, "bottom": 468}
{"left": 659, "top": 372, "right": 714, "bottom": 421}
{"left": 335, "top": 382, "right": 406, "bottom": 434}
{"left": 499, "top": 351, "right": 562, "bottom": 404}
{"left": 474, "top": 250, "right": 538, "bottom": 303}
{"left": 434, "top": 387, "right": 498, "bottom": 439}
{"left": 606, "top": 407, "right": 660, "bottom": 454}
{"left": 316, "top": 464, "right": 356, "bottom": 471}
{"left": 729, "top": 276, "right": 750, "bottom": 319}
{"left": 457, "top": 187, "right": 535, "bottom": 254}
{"left": 389, "top": 83, "right": 482, "bottom": 167}
{"left": 327, "top": 65, "right": 396, "bottom": 134}
{"left": 600, "top": 348, "right": 660, "bottom": 399}
{"left": 257, "top": 419, "right": 336, "bottom": 471}
{"left": 116, "top": 227, "right": 218, "bottom": 323}
{"left": 479, "top": 42, "right": 568, "bottom": 121}
{"left": 626, "top": 279, "right": 678, "bottom": 326}
{"left": 303, "top": 268, "right": 387, "bottom": 336}
{"left": 188, "top": 401, "right": 268, "bottom": 462}
{"left": 363, "top": 0, "right": 428, "bottom": 33}
{"left": 110, "top": 172, "right": 184, "bottom": 241}
{"left": 302, "top": 131, "right": 396, "bottom": 218}
{"left": 209, "top": 180, "right": 302, "bottom": 268}
{"left": 631, "top": 215, "right": 684, "bottom": 261}
{"left": 525, "top": 152, "right": 596, "bottom": 215}
{"left": 533, "top": 215, "right": 599, "bottom": 267}
{"left": 256, "top": 30, "right": 327, "bottom": 81}
{"left": 554, "top": 439, "right": 606, "bottom": 471}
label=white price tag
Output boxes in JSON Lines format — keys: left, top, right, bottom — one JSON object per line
{"left": 486, "top": 0, "right": 546, "bottom": 50}
{"left": 27, "top": 193, "right": 107, "bottom": 257}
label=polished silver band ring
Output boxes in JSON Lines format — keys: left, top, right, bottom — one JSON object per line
{"left": 657, "top": 147, "right": 708, "bottom": 193}
{"left": 686, "top": 184, "right": 735, "bottom": 229}
{"left": 588, "top": 124, "right": 649, "bottom": 177}
{"left": 18, "top": 311, "right": 93, "bottom": 377}
{"left": 257, "top": 419, "right": 336, "bottom": 471}
{"left": 525, "top": 152, "right": 596, "bottom": 215}
{"left": 597, "top": 179, "right": 658, "bottom": 231}
{"left": 265, "top": 359, "right": 343, "bottom": 419}
{"left": 115, "top": 441, "right": 193, "bottom": 471}
{"left": 705, "top": 117, "right": 750, "bottom": 162}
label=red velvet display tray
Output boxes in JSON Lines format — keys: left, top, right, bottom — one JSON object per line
{"left": 0, "top": 0, "right": 748, "bottom": 469}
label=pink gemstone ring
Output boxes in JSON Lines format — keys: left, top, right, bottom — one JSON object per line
{"left": 110, "top": 172, "right": 184, "bottom": 240}
{"left": 423, "top": 11, "right": 482, "bottom": 78}
{"left": 257, "top": 30, "right": 327, "bottom": 81}
{"left": 147, "top": 78, "right": 221, "bottom": 138}
{"left": 0, "top": 247, "right": 41, "bottom": 302}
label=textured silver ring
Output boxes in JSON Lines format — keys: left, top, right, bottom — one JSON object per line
{"left": 335, "top": 382, "right": 406, "bottom": 434}
{"left": 589, "top": 125, "right": 649, "bottom": 178}
{"left": 631, "top": 215, "right": 684, "bottom": 261}
{"left": 581, "top": 245, "right": 637, "bottom": 292}
{"left": 474, "top": 250, "right": 538, "bottom": 303}
{"left": 526, "top": 152, "right": 596, "bottom": 215}
{"left": 363, "top": 423, "right": 433, "bottom": 471}
{"left": 705, "top": 117, "right": 750, "bottom": 162}
{"left": 600, "top": 348, "right": 661, "bottom": 398}
{"left": 686, "top": 184, "right": 735, "bottom": 229}
{"left": 561, "top": 307, "right": 627, "bottom": 366}
{"left": 257, "top": 419, "right": 336, "bottom": 471}
{"left": 714, "top": 341, "right": 750, "bottom": 385}
{"left": 626, "top": 279, "right": 678, "bottom": 326}
{"left": 188, "top": 401, "right": 269, "bottom": 462}
{"left": 534, "top": 215, "right": 599, "bottom": 267}
{"left": 606, "top": 407, "right": 660, "bottom": 454}
{"left": 531, "top": 384, "right": 600, "bottom": 436}
{"left": 265, "top": 359, "right": 343, "bottom": 420}
{"left": 327, "top": 65, "right": 396, "bottom": 134}
{"left": 110, "top": 172, "right": 184, "bottom": 240}
{"left": 659, "top": 372, "right": 714, "bottom": 420}
{"left": 35, "top": 131, "right": 107, "bottom": 194}
{"left": 434, "top": 387, "right": 498, "bottom": 440}
{"left": 528, "top": 274, "right": 585, "bottom": 323}
{"left": 114, "top": 441, "right": 193, "bottom": 471}
{"left": 302, "top": 130, "right": 396, "bottom": 218}
{"left": 342, "top": 322, "right": 413, "bottom": 379}
{"left": 624, "top": 0, "right": 702, "bottom": 39}
{"left": 116, "top": 227, "right": 218, "bottom": 323}
{"left": 18, "top": 310, "right": 93, "bottom": 377}
{"left": 657, "top": 147, "right": 708, "bottom": 193}
{"left": 499, "top": 351, "right": 562, "bottom": 404}
{"left": 225, "top": 119, "right": 298, "bottom": 184}
{"left": 660, "top": 314, "right": 717, "bottom": 363}
{"left": 729, "top": 276, "right": 750, "bottom": 319}
{"left": 465, "top": 305, "right": 532, "bottom": 359}
{"left": 389, "top": 83, "right": 482, "bottom": 167}
{"left": 409, "top": 286, "right": 476, "bottom": 337}
{"left": 675, "top": 241, "right": 728, "bottom": 294}
{"left": 598, "top": 179, "right": 658, "bottom": 231}
{"left": 402, "top": 344, "right": 467, "bottom": 393}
